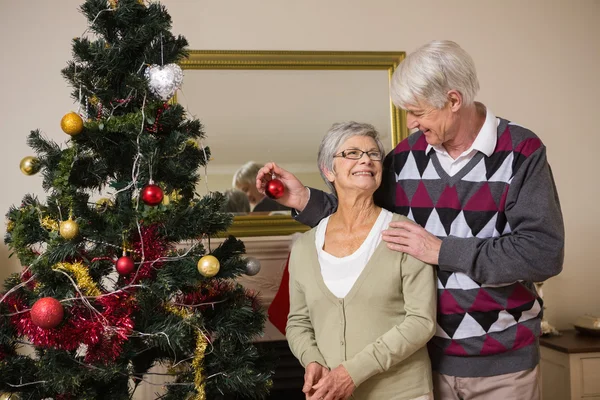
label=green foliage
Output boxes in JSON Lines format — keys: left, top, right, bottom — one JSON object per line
{"left": 1, "top": 0, "right": 273, "bottom": 398}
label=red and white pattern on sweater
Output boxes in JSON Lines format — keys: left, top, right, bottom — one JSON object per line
{"left": 392, "top": 121, "right": 543, "bottom": 357}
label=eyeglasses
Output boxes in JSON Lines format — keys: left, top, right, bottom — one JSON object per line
{"left": 334, "top": 149, "right": 383, "bottom": 161}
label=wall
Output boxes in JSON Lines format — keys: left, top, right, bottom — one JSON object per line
{"left": 1, "top": 0, "right": 599, "bottom": 330}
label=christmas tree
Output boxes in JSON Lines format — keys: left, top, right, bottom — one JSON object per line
{"left": 0, "top": 0, "right": 272, "bottom": 398}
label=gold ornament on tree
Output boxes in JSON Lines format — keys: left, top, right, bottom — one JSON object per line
{"left": 95, "top": 197, "right": 114, "bottom": 211}
{"left": 60, "top": 111, "right": 84, "bottom": 136}
{"left": 19, "top": 156, "right": 41, "bottom": 175}
{"left": 59, "top": 217, "right": 79, "bottom": 240}
{"left": 197, "top": 255, "right": 220, "bottom": 278}
{"left": 162, "top": 189, "right": 182, "bottom": 206}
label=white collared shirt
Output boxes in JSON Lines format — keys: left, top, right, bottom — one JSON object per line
{"left": 426, "top": 107, "right": 499, "bottom": 176}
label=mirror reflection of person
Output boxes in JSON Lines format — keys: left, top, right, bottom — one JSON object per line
{"left": 257, "top": 40, "right": 564, "bottom": 400}
{"left": 232, "top": 161, "right": 291, "bottom": 213}
{"left": 281, "top": 122, "right": 436, "bottom": 400}
{"left": 222, "top": 189, "right": 250, "bottom": 214}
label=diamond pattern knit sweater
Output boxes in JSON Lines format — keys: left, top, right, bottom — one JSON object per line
{"left": 297, "top": 117, "right": 564, "bottom": 378}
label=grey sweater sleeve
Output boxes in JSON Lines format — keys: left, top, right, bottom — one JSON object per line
{"left": 293, "top": 189, "right": 338, "bottom": 228}
{"left": 439, "top": 145, "right": 564, "bottom": 284}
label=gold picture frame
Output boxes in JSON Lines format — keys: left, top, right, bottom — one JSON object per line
{"left": 179, "top": 50, "right": 407, "bottom": 237}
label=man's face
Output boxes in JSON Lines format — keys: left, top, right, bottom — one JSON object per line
{"left": 405, "top": 100, "right": 455, "bottom": 146}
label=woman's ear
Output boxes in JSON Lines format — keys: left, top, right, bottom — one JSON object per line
{"left": 322, "top": 166, "right": 335, "bottom": 183}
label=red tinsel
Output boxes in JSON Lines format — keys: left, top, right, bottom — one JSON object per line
{"left": 124, "top": 224, "right": 171, "bottom": 284}
{"left": 246, "top": 289, "right": 262, "bottom": 312}
{"left": 20, "top": 269, "right": 37, "bottom": 290}
{"left": 178, "top": 280, "right": 233, "bottom": 310}
{"left": 7, "top": 292, "right": 135, "bottom": 364}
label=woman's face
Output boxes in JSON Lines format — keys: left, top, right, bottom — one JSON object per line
{"left": 325, "top": 135, "right": 383, "bottom": 196}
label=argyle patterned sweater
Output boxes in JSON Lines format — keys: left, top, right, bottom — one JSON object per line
{"left": 296, "top": 117, "right": 564, "bottom": 378}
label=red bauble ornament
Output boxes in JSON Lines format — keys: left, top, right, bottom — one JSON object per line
{"left": 265, "top": 179, "right": 285, "bottom": 199}
{"left": 30, "top": 297, "right": 64, "bottom": 329}
{"left": 141, "top": 183, "right": 164, "bottom": 206}
{"left": 116, "top": 255, "right": 135, "bottom": 275}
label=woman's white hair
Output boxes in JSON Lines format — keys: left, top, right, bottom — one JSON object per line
{"left": 317, "top": 121, "right": 385, "bottom": 195}
{"left": 391, "top": 40, "right": 480, "bottom": 110}
{"left": 232, "top": 161, "right": 262, "bottom": 188}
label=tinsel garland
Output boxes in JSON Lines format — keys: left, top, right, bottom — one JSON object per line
{"left": 53, "top": 262, "right": 101, "bottom": 297}
{"left": 125, "top": 224, "right": 171, "bottom": 284}
{"left": 192, "top": 331, "right": 207, "bottom": 400}
{"left": 41, "top": 216, "right": 59, "bottom": 232}
{"left": 7, "top": 292, "right": 134, "bottom": 363}
{"left": 178, "top": 280, "right": 234, "bottom": 309}
{"left": 164, "top": 302, "right": 192, "bottom": 320}
{"left": 21, "top": 269, "right": 37, "bottom": 291}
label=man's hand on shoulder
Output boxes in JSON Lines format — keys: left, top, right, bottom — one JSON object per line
{"left": 382, "top": 220, "right": 442, "bottom": 265}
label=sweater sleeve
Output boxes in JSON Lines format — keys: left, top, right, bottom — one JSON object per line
{"left": 341, "top": 254, "right": 437, "bottom": 387}
{"left": 373, "top": 148, "right": 397, "bottom": 212}
{"left": 285, "top": 244, "right": 328, "bottom": 368}
{"left": 294, "top": 147, "right": 397, "bottom": 227}
{"left": 439, "top": 145, "right": 564, "bottom": 284}
{"left": 293, "top": 189, "right": 338, "bottom": 228}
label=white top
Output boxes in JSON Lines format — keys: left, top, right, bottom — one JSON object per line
{"left": 315, "top": 209, "right": 393, "bottom": 298}
{"left": 426, "top": 107, "right": 499, "bottom": 176}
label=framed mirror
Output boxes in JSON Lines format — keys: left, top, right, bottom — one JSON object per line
{"left": 178, "top": 50, "right": 407, "bottom": 237}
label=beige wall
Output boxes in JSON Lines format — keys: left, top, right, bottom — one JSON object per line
{"left": 1, "top": 0, "right": 599, "bottom": 330}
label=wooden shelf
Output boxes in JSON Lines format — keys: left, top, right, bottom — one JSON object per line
{"left": 540, "top": 329, "right": 600, "bottom": 354}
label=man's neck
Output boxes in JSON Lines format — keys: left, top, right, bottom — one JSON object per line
{"left": 443, "top": 102, "right": 487, "bottom": 159}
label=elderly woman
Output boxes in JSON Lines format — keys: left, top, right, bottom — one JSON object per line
{"left": 283, "top": 122, "right": 436, "bottom": 400}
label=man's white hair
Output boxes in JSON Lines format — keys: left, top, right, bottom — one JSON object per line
{"left": 391, "top": 40, "right": 480, "bottom": 110}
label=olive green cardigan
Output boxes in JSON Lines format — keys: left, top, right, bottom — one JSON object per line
{"left": 286, "top": 214, "right": 436, "bottom": 400}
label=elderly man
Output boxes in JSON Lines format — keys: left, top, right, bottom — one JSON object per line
{"left": 257, "top": 40, "right": 564, "bottom": 400}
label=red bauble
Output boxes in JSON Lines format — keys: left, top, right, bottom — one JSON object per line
{"left": 141, "top": 184, "right": 164, "bottom": 206}
{"left": 116, "top": 255, "right": 135, "bottom": 275}
{"left": 265, "top": 179, "right": 285, "bottom": 199}
{"left": 30, "top": 297, "right": 64, "bottom": 329}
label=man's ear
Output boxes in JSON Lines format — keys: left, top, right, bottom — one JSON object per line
{"left": 447, "top": 90, "right": 463, "bottom": 112}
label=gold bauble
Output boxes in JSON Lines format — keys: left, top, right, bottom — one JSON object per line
{"left": 19, "top": 156, "right": 41, "bottom": 175}
{"left": 197, "top": 255, "right": 220, "bottom": 278}
{"left": 0, "top": 393, "right": 13, "bottom": 400}
{"left": 60, "top": 112, "right": 84, "bottom": 136}
{"left": 59, "top": 218, "right": 79, "bottom": 240}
